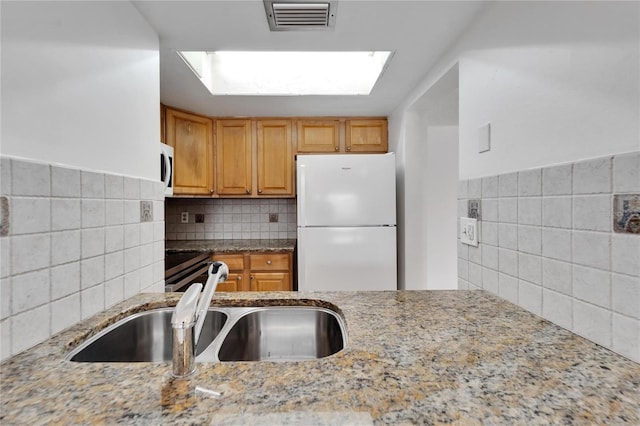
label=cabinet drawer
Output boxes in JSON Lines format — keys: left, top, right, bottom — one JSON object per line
{"left": 249, "top": 253, "right": 289, "bottom": 271}
{"left": 211, "top": 253, "right": 244, "bottom": 271}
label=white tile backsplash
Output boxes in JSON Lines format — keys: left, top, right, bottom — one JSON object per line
{"left": 481, "top": 176, "right": 498, "bottom": 198}
{"left": 51, "top": 230, "right": 81, "bottom": 266}
{"left": 51, "top": 166, "right": 81, "bottom": 198}
{"left": 51, "top": 199, "right": 81, "bottom": 231}
{"left": 611, "top": 234, "right": 640, "bottom": 277}
{"left": 517, "top": 198, "right": 541, "bottom": 226}
{"left": 518, "top": 169, "right": 542, "bottom": 197}
{"left": 612, "top": 314, "right": 640, "bottom": 361}
{"left": 51, "top": 293, "right": 80, "bottom": 335}
{"left": 573, "top": 265, "right": 611, "bottom": 308}
{"left": 542, "top": 258, "right": 572, "bottom": 296}
{"left": 572, "top": 231, "right": 610, "bottom": 271}
{"left": 11, "top": 269, "right": 49, "bottom": 314}
{"left": 542, "top": 164, "right": 572, "bottom": 196}
{"left": 166, "top": 198, "right": 297, "bottom": 240}
{"left": 498, "top": 273, "right": 518, "bottom": 304}
{"left": 498, "top": 172, "right": 518, "bottom": 197}
{"left": 541, "top": 228, "right": 571, "bottom": 262}
{"left": 518, "top": 253, "right": 541, "bottom": 285}
{"left": 498, "top": 198, "right": 518, "bottom": 223}
{"left": 82, "top": 199, "right": 106, "bottom": 228}
{"left": 542, "top": 197, "right": 572, "bottom": 228}
{"left": 0, "top": 156, "right": 165, "bottom": 362}
{"left": 613, "top": 152, "right": 640, "bottom": 193}
{"left": 81, "top": 228, "right": 105, "bottom": 259}
{"left": 81, "top": 171, "right": 105, "bottom": 198}
{"left": 543, "top": 289, "right": 573, "bottom": 330}
{"left": 573, "top": 157, "right": 611, "bottom": 195}
{"left": 498, "top": 223, "right": 518, "bottom": 250}
{"left": 12, "top": 161, "right": 50, "bottom": 197}
{"left": 573, "top": 300, "right": 611, "bottom": 348}
{"left": 459, "top": 151, "right": 640, "bottom": 363}
{"left": 12, "top": 234, "right": 50, "bottom": 274}
{"left": 518, "top": 280, "right": 542, "bottom": 315}
{"left": 573, "top": 195, "right": 611, "bottom": 232}
{"left": 11, "top": 197, "right": 50, "bottom": 235}
{"left": 612, "top": 274, "right": 640, "bottom": 319}
{"left": 517, "top": 226, "right": 541, "bottom": 255}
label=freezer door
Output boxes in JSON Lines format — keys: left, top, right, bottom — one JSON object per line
{"left": 297, "top": 154, "right": 396, "bottom": 227}
{"left": 298, "top": 227, "right": 397, "bottom": 291}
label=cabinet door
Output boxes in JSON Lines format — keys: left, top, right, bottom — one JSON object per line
{"left": 345, "top": 119, "right": 388, "bottom": 153}
{"left": 216, "top": 272, "right": 245, "bottom": 292}
{"left": 296, "top": 120, "right": 340, "bottom": 153}
{"left": 166, "top": 108, "right": 214, "bottom": 195}
{"left": 216, "top": 119, "right": 252, "bottom": 195}
{"left": 257, "top": 120, "right": 294, "bottom": 196}
{"left": 250, "top": 272, "right": 291, "bottom": 291}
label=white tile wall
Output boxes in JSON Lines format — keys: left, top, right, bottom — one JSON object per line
{"left": 458, "top": 151, "right": 640, "bottom": 363}
{"left": 0, "top": 156, "right": 165, "bottom": 362}
{"left": 165, "top": 198, "right": 296, "bottom": 240}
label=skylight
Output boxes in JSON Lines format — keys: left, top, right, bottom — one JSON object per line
{"left": 177, "top": 51, "right": 392, "bottom": 96}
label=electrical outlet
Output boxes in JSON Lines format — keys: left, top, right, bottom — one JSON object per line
{"left": 181, "top": 212, "right": 189, "bottom": 223}
{"left": 460, "top": 217, "right": 478, "bottom": 246}
{"left": 140, "top": 201, "right": 153, "bottom": 222}
{"left": 269, "top": 213, "right": 279, "bottom": 223}
{"left": 468, "top": 199, "right": 481, "bottom": 220}
{"left": 195, "top": 214, "right": 205, "bottom": 223}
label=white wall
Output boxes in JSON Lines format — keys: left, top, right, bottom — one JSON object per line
{"left": 1, "top": 1, "right": 160, "bottom": 180}
{"left": 458, "top": 1, "right": 640, "bottom": 179}
{"left": 424, "top": 125, "right": 458, "bottom": 289}
{"left": 390, "top": 1, "right": 639, "bottom": 290}
{"left": 392, "top": 1, "right": 639, "bottom": 181}
{"left": 390, "top": 65, "right": 459, "bottom": 290}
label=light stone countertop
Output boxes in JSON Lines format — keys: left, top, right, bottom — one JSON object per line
{"left": 1, "top": 290, "right": 639, "bottom": 425}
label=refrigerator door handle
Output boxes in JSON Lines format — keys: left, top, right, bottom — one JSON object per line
{"left": 297, "top": 230, "right": 306, "bottom": 291}
{"left": 299, "top": 164, "right": 306, "bottom": 227}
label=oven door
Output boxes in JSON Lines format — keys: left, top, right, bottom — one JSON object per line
{"left": 165, "top": 252, "right": 210, "bottom": 292}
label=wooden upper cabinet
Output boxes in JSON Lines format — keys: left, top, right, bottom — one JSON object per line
{"left": 257, "top": 120, "right": 294, "bottom": 196}
{"left": 216, "top": 119, "right": 252, "bottom": 195}
{"left": 346, "top": 119, "right": 388, "bottom": 153}
{"left": 296, "top": 120, "right": 340, "bottom": 153}
{"left": 165, "top": 108, "right": 214, "bottom": 195}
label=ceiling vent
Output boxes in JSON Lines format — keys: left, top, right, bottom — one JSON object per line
{"left": 264, "top": 1, "right": 337, "bottom": 31}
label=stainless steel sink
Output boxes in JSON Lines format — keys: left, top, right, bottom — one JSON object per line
{"left": 217, "top": 307, "right": 346, "bottom": 361}
{"left": 67, "top": 305, "right": 347, "bottom": 363}
{"left": 66, "top": 308, "right": 227, "bottom": 362}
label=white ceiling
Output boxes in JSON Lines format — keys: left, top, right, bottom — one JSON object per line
{"left": 132, "top": 0, "right": 485, "bottom": 117}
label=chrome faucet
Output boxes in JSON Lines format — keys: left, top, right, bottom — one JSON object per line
{"left": 171, "top": 261, "right": 228, "bottom": 377}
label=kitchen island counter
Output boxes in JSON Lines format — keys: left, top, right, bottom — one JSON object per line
{"left": 1, "top": 291, "right": 638, "bottom": 424}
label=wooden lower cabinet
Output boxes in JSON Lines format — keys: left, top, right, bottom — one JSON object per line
{"left": 211, "top": 252, "right": 292, "bottom": 292}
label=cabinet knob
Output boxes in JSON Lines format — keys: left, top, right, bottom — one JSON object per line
{"left": 258, "top": 189, "right": 263, "bottom": 194}
{"left": 237, "top": 275, "right": 242, "bottom": 281}
{"left": 266, "top": 260, "right": 272, "bottom": 265}
{"left": 346, "top": 147, "right": 351, "bottom": 151}
{"left": 246, "top": 189, "right": 250, "bottom": 194}
{"left": 335, "top": 146, "right": 339, "bottom": 151}
{"left": 250, "top": 275, "right": 254, "bottom": 280}
{"left": 210, "top": 189, "right": 215, "bottom": 193}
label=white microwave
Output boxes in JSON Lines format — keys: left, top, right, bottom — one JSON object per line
{"left": 160, "top": 143, "right": 174, "bottom": 196}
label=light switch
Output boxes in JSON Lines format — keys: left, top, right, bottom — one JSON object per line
{"left": 460, "top": 217, "right": 478, "bottom": 246}
{"left": 478, "top": 123, "right": 491, "bottom": 153}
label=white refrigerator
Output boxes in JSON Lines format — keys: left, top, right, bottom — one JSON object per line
{"left": 297, "top": 153, "right": 397, "bottom": 291}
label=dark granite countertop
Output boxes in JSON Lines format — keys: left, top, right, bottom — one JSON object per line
{"left": 166, "top": 239, "right": 296, "bottom": 254}
{"left": 1, "top": 291, "right": 638, "bottom": 424}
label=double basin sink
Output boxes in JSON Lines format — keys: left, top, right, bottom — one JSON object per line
{"left": 66, "top": 306, "right": 347, "bottom": 363}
